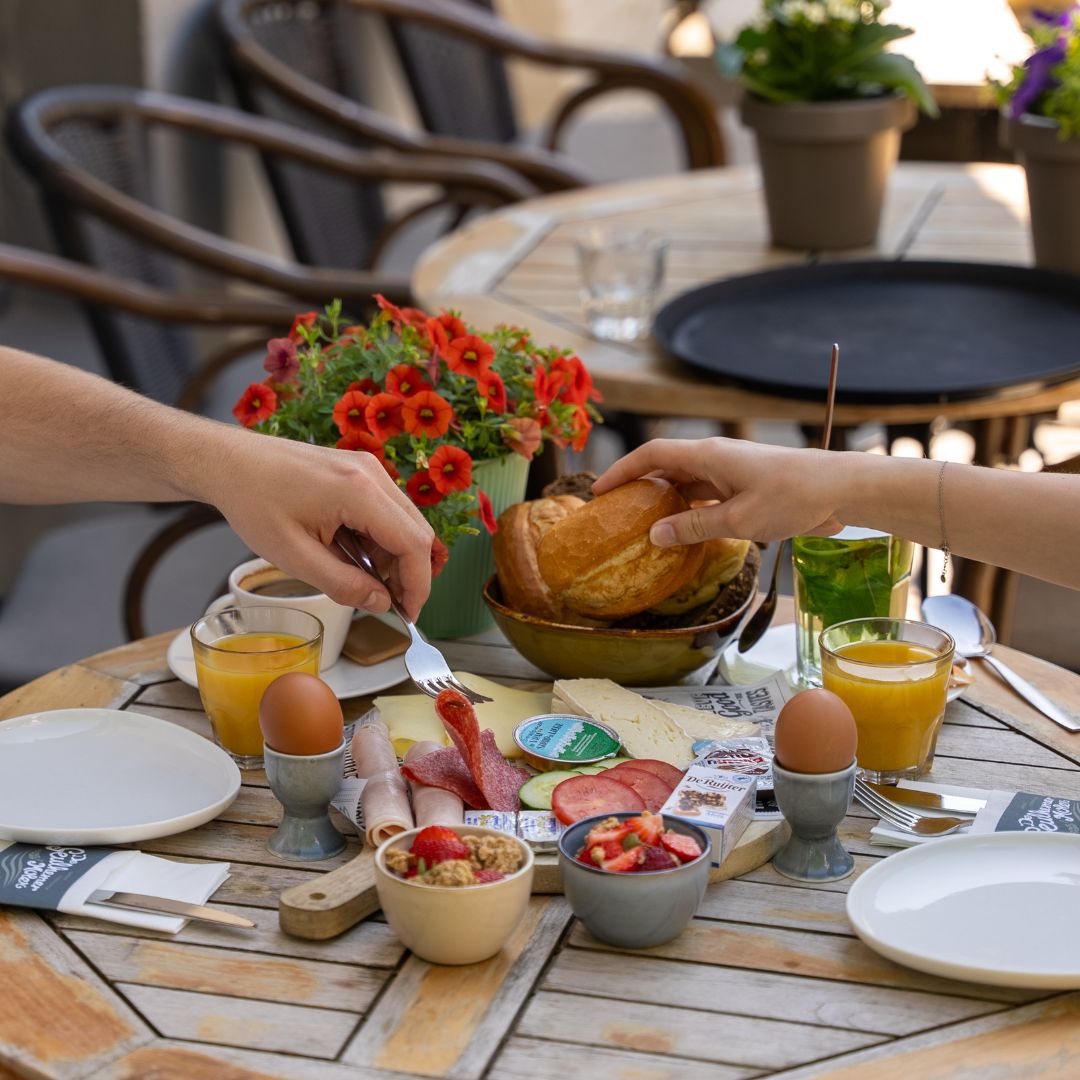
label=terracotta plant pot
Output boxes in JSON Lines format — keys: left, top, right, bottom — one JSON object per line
{"left": 741, "top": 94, "right": 916, "bottom": 250}
{"left": 1002, "top": 113, "right": 1080, "bottom": 275}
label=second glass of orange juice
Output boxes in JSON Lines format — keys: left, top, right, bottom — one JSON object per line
{"left": 191, "top": 607, "right": 322, "bottom": 769}
{"left": 820, "top": 618, "right": 954, "bottom": 784}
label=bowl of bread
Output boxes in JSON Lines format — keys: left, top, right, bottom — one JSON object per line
{"left": 486, "top": 474, "right": 759, "bottom": 685}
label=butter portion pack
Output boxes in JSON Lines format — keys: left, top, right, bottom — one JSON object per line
{"left": 659, "top": 766, "right": 756, "bottom": 868}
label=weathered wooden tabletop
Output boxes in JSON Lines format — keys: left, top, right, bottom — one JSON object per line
{"left": 2, "top": 623, "right": 1080, "bottom": 1080}
{"left": 413, "top": 161, "right": 1080, "bottom": 437}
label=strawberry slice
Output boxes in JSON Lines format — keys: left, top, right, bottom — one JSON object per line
{"left": 661, "top": 832, "right": 704, "bottom": 863}
{"left": 474, "top": 869, "right": 506, "bottom": 884}
{"left": 626, "top": 811, "right": 664, "bottom": 846}
{"left": 411, "top": 825, "right": 470, "bottom": 865}
{"left": 584, "top": 822, "right": 633, "bottom": 848}
{"left": 601, "top": 846, "right": 644, "bottom": 873}
{"left": 638, "top": 844, "right": 679, "bottom": 872}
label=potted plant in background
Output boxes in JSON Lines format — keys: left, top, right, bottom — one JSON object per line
{"left": 233, "top": 298, "right": 600, "bottom": 639}
{"left": 718, "top": 0, "right": 938, "bottom": 250}
{"left": 996, "top": 5, "right": 1080, "bottom": 274}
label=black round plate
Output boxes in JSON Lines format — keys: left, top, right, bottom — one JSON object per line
{"left": 653, "top": 261, "right": 1080, "bottom": 404}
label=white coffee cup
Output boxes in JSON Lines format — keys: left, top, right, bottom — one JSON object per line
{"left": 217, "top": 558, "right": 353, "bottom": 671}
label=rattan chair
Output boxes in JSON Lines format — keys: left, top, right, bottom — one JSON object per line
{"left": 217, "top": 0, "right": 724, "bottom": 192}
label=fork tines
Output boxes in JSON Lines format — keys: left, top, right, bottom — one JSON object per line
{"left": 413, "top": 674, "right": 492, "bottom": 705}
{"left": 854, "top": 778, "right": 921, "bottom": 830}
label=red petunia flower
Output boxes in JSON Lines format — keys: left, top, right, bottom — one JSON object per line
{"left": 533, "top": 364, "right": 553, "bottom": 405}
{"left": 232, "top": 382, "right": 278, "bottom": 427}
{"left": 263, "top": 337, "right": 299, "bottom": 383}
{"left": 288, "top": 311, "right": 318, "bottom": 341}
{"left": 401, "top": 390, "right": 453, "bottom": 439}
{"left": 430, "top": 536, "right": 450, "bottom": 578}
{"left": 548, "top": 355, "right": 602, "bottom": 405}
{"left": 406, "top": 470, "right": 443, "bottom": 507}
{"left": 477, "top": 372, "right": 507, "bottom": 413}
{"left": 374, "top": 294, "right": 429, "bottom": 330}
{"left": 437, "top": 311, "right": 468, "bottom": 340}
{"left": 336, "top": 431, "right": 386, "bottom": 462}
{"left": 332, "top": 390, "right": 372, "bottom": 437}
{"left": 386, "top": 364, "right": 433, "bottom": 399}
{"left": 503, "top": 416, "right": 543, "bottom": 461}
{"left": 445, "top": 335, "right": 494, "bottom": 379}
{"left": 425, "top": 316, "right": 449, "bottom": 360}
{"left": 477, "top": 489, "right": 497, "bottom": 535}
{"left": 570, "top": 404, "right": 592, "bottom": 452}
{"left": 348, "top": 378, "right": 380, "bottom": 396}
{"left": 365, "top": 393, "right": 405, "bottom": 441}
{"left": 428, "top": 444, "right": 473, "bottom": 494}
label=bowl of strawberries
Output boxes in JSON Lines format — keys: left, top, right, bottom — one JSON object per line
{"left": 374, "top": 824, "right": 534, "bottom": 965}
{"left": 557, "top": 811, "right": 710, "bottom": 948}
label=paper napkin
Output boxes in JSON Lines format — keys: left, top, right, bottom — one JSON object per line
{"left": 0, "top": 841, "right": 229, "bottom": 933}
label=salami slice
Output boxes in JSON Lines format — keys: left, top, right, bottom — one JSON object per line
{"left": 435, "top": 690, "right": 528, "bottom": 811}
{"left": 401, "top": 746, "right": 485, "bottom": 809}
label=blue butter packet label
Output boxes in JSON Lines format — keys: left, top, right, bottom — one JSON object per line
{"left": 0, "top": 844, "right": 116, "bottom": 911}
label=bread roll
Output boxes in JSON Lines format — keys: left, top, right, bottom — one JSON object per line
{"left": 650, "top": 538, "right": 752, "bottom": 616}
{"left": 536, "top": 479, "right": 705, "bottom": 619}
{"left": 493, "top": 496, "right": 585, "bottom": 619}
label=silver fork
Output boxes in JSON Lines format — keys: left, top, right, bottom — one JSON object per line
{"left": 854, "top": 778, "right": 970, "bottom": 837}
{"left": 333, "top": 527, "right": 492, "bottom": 704}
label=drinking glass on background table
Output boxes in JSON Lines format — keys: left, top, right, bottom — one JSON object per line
{"left": 820, "top": 618, "right": 955, "bottom": 785}
{"left": 191, "top": 607, "right": 323, "bottom": 769}
{"left": 792, "top": 528, "right": 914, "bottom": 687}
{"left": 576, "top": 227, "right": 667, "bottom": 342}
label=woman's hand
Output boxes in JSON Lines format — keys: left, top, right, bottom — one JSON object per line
{"left": 593, "top": 438, "right": 848, "bottom": 547}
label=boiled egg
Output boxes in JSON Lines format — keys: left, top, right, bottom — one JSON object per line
{"left": 259, "top": 672, "right": 344, "bottom": 756}
{"left": 773, "top": 689, "right": 857, "bottom": 774}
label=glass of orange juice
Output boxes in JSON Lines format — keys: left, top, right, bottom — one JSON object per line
{"left": 191, "top": 607, "right": 323, "bottom": 769}
{"left": 819, "top": 618, "right": 955, "bottom": 784}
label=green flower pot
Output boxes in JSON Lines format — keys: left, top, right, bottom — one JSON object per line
{"left": 417, "top": 453, "right": 530, "bottom": 640}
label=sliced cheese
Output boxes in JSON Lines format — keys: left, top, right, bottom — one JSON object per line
{"left": 375, "top": 672, "right": 549, "bottom": 759}
{"left": 552, "top": 679, "right": 696, "bottom": 768}
{"left": 649, "top": 698, "right": 759, "bottom": 743}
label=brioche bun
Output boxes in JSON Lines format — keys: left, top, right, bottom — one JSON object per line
{"left": 536, "top": 478, "right": 704, "bottom": 620}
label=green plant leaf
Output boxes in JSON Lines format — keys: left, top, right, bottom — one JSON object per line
{"left": 829, "top": 22, "right": 914, "bottom": 75}
{"left": 848, "top": 52, "right": 939, "bottom": 116}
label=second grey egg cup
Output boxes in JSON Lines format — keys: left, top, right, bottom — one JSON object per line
{"left": 772, "top": 760, "right": 856, "bottom": 882}
{"left": 264, "top": 741, "right": 347, "bottom": 861}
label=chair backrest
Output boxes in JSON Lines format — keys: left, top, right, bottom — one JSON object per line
{"left": 384, "top": 0, "right": 517, "bottom": 143}
{"left": 222, "top": 0, "right": 388, "bottom": 270}
{"left": 9, "top": 104, "right": 196, "bottom": 404}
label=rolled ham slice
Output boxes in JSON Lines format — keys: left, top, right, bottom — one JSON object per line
{"left": 352, "top": 720, "right": 413, "bottom": 847}
{"left": 404, "top": 740, "right": 465, "bottom": 827}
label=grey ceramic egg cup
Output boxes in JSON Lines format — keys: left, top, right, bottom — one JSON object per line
{"left": 772, "top": 760, "right": 856, "bottom": 882}
{"left": 264, "top": 741, "right": 346, "bottom": 861}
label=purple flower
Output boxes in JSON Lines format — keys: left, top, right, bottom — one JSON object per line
{"left": 1033, "top": 7, "right": 1076, "bottom": 27}
{"left": 263, "top": 337, "right": 299, "bottom": 383}
{"left": 1009, "top": 41, "right": 1068, "bottom": 118}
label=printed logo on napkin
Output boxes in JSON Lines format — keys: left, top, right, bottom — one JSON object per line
{"left": 996, "top": 793, "right": 1080, "bottom": 835}
{"left": 0, "top": 844, "right": 115, "bottom": 911}
{"left": 644, "top": 673, "right": 791, "bottom": 737}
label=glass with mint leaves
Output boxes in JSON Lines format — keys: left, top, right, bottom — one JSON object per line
{"left": 792, "top": 529, "right": 914, "bottom": 687}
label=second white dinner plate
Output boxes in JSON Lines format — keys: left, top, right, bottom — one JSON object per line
{"left": 0, "top": 708, "right": 240, "bottom": 845}
{"left": 847, "top": 832, "right": 1080, "bottom": 988}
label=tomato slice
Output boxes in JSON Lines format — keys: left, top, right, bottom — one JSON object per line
{"left": 551, "top": 774, "right": 645, "bottom": 825}
{"left": 619, "top": 759, "right": 685, "bottom": 789}
{"left": 605, "top": 766, "right": 674, "bottom": 812}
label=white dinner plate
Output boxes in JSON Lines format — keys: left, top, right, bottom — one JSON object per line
{"left": 719, "top": 624, "right": 968, "bottom": 701}
{"left": 847, "top": 833, "right": 1080, "bottom": 988}
{"left": 0, "top": 708, "right": 241, "bottom": 845}
{"left": 167, "top": 607, "right": 409, "bottom": 700}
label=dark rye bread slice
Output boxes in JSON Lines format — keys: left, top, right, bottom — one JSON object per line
{"left": 541, "top": 471, "right": 597, "bottom": 502}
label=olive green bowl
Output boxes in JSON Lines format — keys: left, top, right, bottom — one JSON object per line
{"left": 482, "top": 575, "right": 756, "bottom": 686}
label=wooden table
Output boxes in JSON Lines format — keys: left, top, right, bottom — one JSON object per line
{"left": 3, "top": 627, "right": 1080, "bottom": 1079}
{"left": 414, "top": 162, "right": 1080, "bottom": 447}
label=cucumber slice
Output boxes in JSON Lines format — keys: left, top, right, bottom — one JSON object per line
{"left": 574, "top": 765, "right": 609, "bottom": 775}
{"left": 593, "top": 757, "right": 633, "bottom": 770}
{"left": 519, "top": 770, "right": 581, "bottom": 810}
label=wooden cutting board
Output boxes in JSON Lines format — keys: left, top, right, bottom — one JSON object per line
{"left": 278, "top": 816, "right": 787, "bottom": 940}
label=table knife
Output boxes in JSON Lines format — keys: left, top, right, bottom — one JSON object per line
{"left": 864, "top": 783, "right": 986, "bottom": 816}
{"left": 981, "top": 655, "right": 1080, "bottom": 733}
{"left": 87, "top": 890, "right": 255, "bottom": 928}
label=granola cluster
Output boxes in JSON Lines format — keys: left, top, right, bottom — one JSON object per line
{"left": 386, "top": 827, "right": 525, "bottom": 888}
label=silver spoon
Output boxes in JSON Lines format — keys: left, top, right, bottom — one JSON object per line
{"left": 922, "top": 594, "right": 1079, "bottom": 733}
{"left": 738, "top": 343, "right": 840, "bottom": 653}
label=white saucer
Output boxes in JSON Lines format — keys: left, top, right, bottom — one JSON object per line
{"left": 167, "top": 608, "right": 409, "bottom": 701}
{"left": 847, "top": 833, "right": 1080, "bottom": 988}
{"left": 0, "top": 708, "right": 240, "bottom": 845}
{"left": 719, "top": 624, "right": 967, "bottom": 701}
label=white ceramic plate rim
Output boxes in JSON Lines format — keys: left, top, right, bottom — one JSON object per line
{"left": 0, "top": 708, "right": 240, "bottom": 845}
{"left": 847, "top": 832, "right": 1080, "bottom": 988}
{"left": 166, "top": 603, "right": 409, "bottom": 700}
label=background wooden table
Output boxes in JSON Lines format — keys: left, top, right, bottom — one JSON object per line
{"left": 2, "top": 625, "right": 1080, "bottom": 1079}
{"left": 413, "top": 162, "right": 1080, "bottom": 442}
